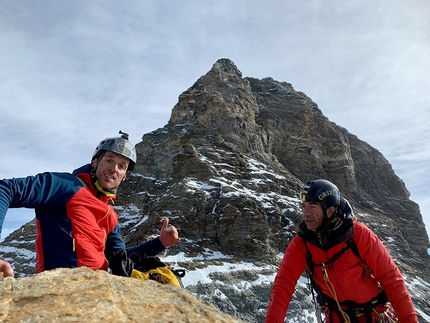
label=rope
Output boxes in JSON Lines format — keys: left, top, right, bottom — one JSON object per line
{"left": 322, "top": 263, "right": 351, "bottom": 323}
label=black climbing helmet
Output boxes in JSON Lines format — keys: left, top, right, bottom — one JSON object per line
{"left": 92, "top": 130, "right": 137, "bottom": 171}
{"left": 299, "top": 179, "right": 341, "bottom": 209}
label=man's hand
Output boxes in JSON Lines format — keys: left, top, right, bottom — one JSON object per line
{"left": 159, "top": 217, "right": 181, "bottom": 248}
{"left": 0, "top": 259, "right": 14, "bottom": 278}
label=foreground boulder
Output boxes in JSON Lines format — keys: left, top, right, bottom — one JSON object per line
{"left": 0, "top": 267, "right": 245, "bottom": 323}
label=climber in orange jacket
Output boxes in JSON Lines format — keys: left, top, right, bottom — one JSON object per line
{"left": 265, "top": 179, "right": 417, "bottom": 323}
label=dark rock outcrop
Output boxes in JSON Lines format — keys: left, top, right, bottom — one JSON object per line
{"left": 127, "top": 58, "right": 429, "bottom": 266}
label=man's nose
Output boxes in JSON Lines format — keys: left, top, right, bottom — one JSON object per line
{"left": 302, "top": 205, "right": 312, "bottom": 216}
{"left": 109, "top": 163, "right": 119, "bottom": 172}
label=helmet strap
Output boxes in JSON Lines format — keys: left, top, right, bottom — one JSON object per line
{"left": 91, "top": 151, "right": 105, "bottom": 178}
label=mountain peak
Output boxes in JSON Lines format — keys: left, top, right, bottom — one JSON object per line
{"left": 213, "top": 58, "right": 243, "bottom": 77}
{"left": 1, "top": 59, "right": 429, "bottom": 322}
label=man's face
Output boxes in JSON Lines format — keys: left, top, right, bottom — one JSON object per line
{"left": 91, "top": 151, "right": 129, "bottom": 190}
{"left": 301, "top": 201, "right": 326, "bottom": 231}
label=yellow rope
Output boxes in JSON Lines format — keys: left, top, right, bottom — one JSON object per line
{"left": 321, "top": 264, "right": 399, "bottom": 323}
{"left": 322, "top": 263, "right": 351, "bottom": 323}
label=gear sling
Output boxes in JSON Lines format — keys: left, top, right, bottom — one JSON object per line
{"left": 300, "top": 236, "right": 390, "bottom": 323}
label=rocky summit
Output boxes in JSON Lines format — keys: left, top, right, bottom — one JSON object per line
{"left": 0, "top": 267, "right": 245, "bottom": 323}
{"left": 1, "top": 59, "right": 429, "bottom": 322}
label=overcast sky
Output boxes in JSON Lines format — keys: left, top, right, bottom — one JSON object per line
{"left": 1, "top": 0, "right": 429, "bottom": 243}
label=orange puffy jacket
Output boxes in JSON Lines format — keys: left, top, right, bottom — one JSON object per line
{"left": 265, "top": 219, "right": 417, "bottom": 322}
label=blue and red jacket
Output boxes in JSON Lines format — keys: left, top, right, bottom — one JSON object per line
{"left": 0, "top": 164, "right": 165, "bottom": 273}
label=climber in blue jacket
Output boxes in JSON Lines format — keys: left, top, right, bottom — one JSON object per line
{"left": 0, "top": 131, "right": 180, "bottom": 277}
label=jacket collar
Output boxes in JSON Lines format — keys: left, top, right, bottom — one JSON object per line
{"left": 73, "top": 164, "right": 117, "bottom": 204}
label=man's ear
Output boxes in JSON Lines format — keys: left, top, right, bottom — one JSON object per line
{"left": 326, "top": 206, "right": 336, "bottom": 218}
{"left": 122, "top": 175, "right": 127, "bottom": 182}
{"left": 91, "top": 158, "right": 98, "bottom": 168}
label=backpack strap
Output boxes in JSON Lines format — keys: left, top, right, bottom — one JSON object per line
{"left": 315, "top": 241, "right": 354, "bottom": 268}
{"left": 299, "top": 234, "right": 328, "bottom": 307}
{"left": 344, "top": 237, "right": 360, "bottom": 258}
{"left": 302, "top": 235, "right": 357, "bottom": 277}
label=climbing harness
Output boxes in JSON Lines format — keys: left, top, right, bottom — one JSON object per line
{"left": 302, "top": 237, "right": 398, "bottom": 322}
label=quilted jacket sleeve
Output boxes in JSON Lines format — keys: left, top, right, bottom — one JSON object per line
{"left": 265, "top": 235, "right": 308, "bottom": 323}
{"left": 353, "top": 222, "right": 418, "bottom": 323}
{"left": 0, "top": 172, "right": 79, "bottom": 238}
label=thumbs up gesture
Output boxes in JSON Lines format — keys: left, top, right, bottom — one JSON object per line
{"left": 159, "top": 217, "right": 181, "bottom": 247}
